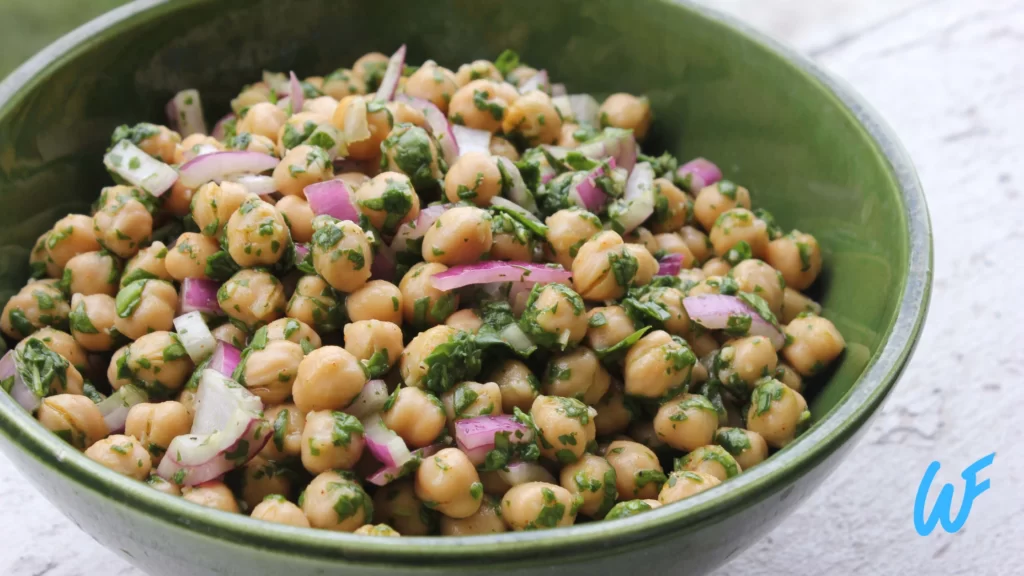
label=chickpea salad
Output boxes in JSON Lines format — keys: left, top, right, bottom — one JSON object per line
{"left": 0, "top": 46, "right": 846, "bottom": 535}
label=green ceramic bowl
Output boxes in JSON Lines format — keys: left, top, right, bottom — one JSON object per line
{"left": 0, "top": 0, "right": 930, "bottom": 574}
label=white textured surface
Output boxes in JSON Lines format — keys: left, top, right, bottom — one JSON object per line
{"left": 2, "top": 0, "right": 1023, "bottom": 574}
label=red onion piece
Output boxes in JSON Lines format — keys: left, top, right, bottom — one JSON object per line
{"left": 343, "top": 96, "right": 372, "bottom": 144}
{"left": 0, "top": 350, "right": 39, "bottom": 413}
{"left": 375, "top": 45, "right": 406, "bottom": 102}
{"left": 390, "top": 204, "right": 449, "bottom": 253}
{"left": 519, "top": 70, "right": 549, "bottom": 94}
{"left": 231, "top": 174, "right": 277, "bottom": 196}
{"left": 207, "top": 341, "right": 241, "bottom": 378}
{"left": 567, "top": 94, "right": 600, "bottom": 126}
{"left": 191, "top": 370, "right": 264, "bottom": 435}
{"left": 288, "top": 71, "right": 304, "bottom": 114}
{"left": 178, "top": 151, "right": 278, "bottom": 189}
{"left": 371, "top": 243, "right": 397, "bottom": 282}
{"left": 570, "top": 157, "right": 614, "bottom": 212}
{"left": 551, "top": 83, "right": 567, "bottom": 97}
{"left": 608, "top": 161, "right": 655, "bottom": 234}
{"left": 676, "top": 157, "right": 722, "bottom": 192}
{"left": 657, "top": 253, "right": 685, "bottom": 276}
{"left": 294, "top": 243, "right": 310, "bottom": 262}
{"left": 173, "top": 311, "right": 216, "bottom": 363}
{"left": 452, "top": 125, "right": 491, "bottom": 157}
{"left": 363, "top": 415, "right": 412, "bottom": 468}
{"left": 430, "top": 262, "right": 571, "bottom": 292}
{"left": 454, "top": 414, "right": 534, "bottom": 451}
{"left": 103, "top": 140, "right": 178, "bottom": 197}
{"left": 497, "top": 461, "right": 556, "bottom": 486}
{"left": 578, "top": 129, "right": 637, "bottom": 173}
{"left": 683, "top": 294, "right": 785, "bottom": 349}
{"left": 180, "top": 278, "right": 222, "bottom": 315}
{"left": 304, "top": 179, "right": 360, "bottom": 222}
{"left": 367, "top": 444, "right": 442, "bottom": 486}
{"left": 343, "top": 379, "right": 389, "bottom": 420}
{"left": 96, "top": 384, "right": 148, "bottom": 433}
{"left": 166, "top": 89, "right": 207, "bottom": 136}
{"left": 458, "top": 440, "right": 491, "bottom": 466}
{"left": 211, "top": 113, "right": 235, "bottom": 141}
{"left": 395, "top": 94, "right": 459, "bottom": 166}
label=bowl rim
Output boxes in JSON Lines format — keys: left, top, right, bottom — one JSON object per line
{"left": 0, "top": 0, "right": 932, "bottom": 565}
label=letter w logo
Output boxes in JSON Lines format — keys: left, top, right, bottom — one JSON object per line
{"left": 914, "top": 452, "right": 995, "bottom": 536}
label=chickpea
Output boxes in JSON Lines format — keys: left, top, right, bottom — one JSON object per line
{"left": 502, "top": 90, "right": 562, "bottom": 146}
{"left": 182, "top": 481, "right": 240, "bottom": 513}
{"left": 658, "top": 471, "right": 721, "bottom": 504}
{"left": 235, "top": 339, "right": 304, "bottom": 404}
{"left": 414, "top": 448, "right": 483, "bottom": 519}
{"left": 654, "top": 234, "right": 698, "bottom": 269}
{"left": 354, "top": 172, "right": 421, "bottom": 235}
{"left": 92, "top": 187, "right": 153, "bottom": 258}
{"left": 542, "top": 347, "right": 610, "bottom": 405}
{"left": 747, "top": 378, "right": 810, "bottom": 448}
{"left": 679, "top": 226, "right": 713, "bottom": 264}
{"left": 490, "top": 135, "right": 520, "bottom": 161}
{"left": 41, "top": 214, "right": 102, "bottom": 277}
{"left": 227, "top": 132, "right": 278, "bottom": 156}
{"left": 330, "top": 96, "right": 391, "bottom": 160}
{"left": 293, "top": 346, "right": 367, "bottom": 413}
{"left": 639, "top": 286, "right": 691, "bottom": 336}
{"left": 225, "top": 196, "right": 291, "bottom": 267}
{"left": 651, "top": 178, "right": 693, "bottom": 233}
{"left": 160, "top": 181, "right": 193, "bottom": 219}
{"left": 122, "top": 123, "right": 180, "bottom": 163}
{"left": 271, "top": 145, "right": 332, "bottom": 198}
{"left": 598, "top": 93, "right": 652, "bottom": 140}
{"left": 373, "top": 480, "right": 438, "bottom": 535}
{"left": 28, "top": 233, "right": 50, "bottom": 280}
{"left": 378, "top": 387, "right": 445, "bottom": 449}
{"left": 125, "top": 401, "right": 191, "bottom": 464}
{"left": 110, "top": 279, "right": 175, "bottom": 340}
{"left": 500, "top": 482, "right": 579, "bottom": 531}
{"left": 623, "top": 330, "right": 695, "bottom": 398}
{"left": 120, "top": 241, "right": 171, "bottom": 286}
{"left": 336, "top": 171, "right": 371, "bottom": 191}
{"left": 531, "top": 395, "right": 596, "bottom": 464}
{"left": 572, "top": 231, "right": 656, "bottom": 301}
{"left": 211, "top": 322, "right": 248, "bottom": 349}
{"left": 261, "top": 403, "right": 305, "bottom": 461}
{"left": 350, "top": 523, "right": 398, "bottom": 537}
{"left": 270, "top": 196, "right": 313, "bottom": 244}
{"left": 310, "top": 216, "right": 373, "bottom": 293}
{"left": 237, "top": 102, "right": 287, "bottom": 140}
{"left": 399, "top": 262, "right": 458, "bottom": 328}
{"left": 557, "top": 123, "right": 583, "bottom": 148}
{"left": 301, "top": 470, "right": 373, "bottom": 531}
{"left": 781, "top": 287, "right": 821, "bottom": 325}
{"left": 146, "top": 474, "right": 182, "bottom": 496}
{"left": 37, "top": 394, "right": 108, "bottom": 450}
{"left": 399, "top": 324, "right": 458, "bottom": 389}
{"left": 715, "top": 335, "right": 778, "bottom": 393}
{"left": 287, "top": 275, "right": 343, "bottom": 333}
{"left": 191, "top": 181, "right": 249, "bottom": 238}
{"left": 560, "top": 454, "right": 617, "bottom": 518}
{"left": 783, "top": 315, "right": 845, "bottom": 376}
{"left": 380, "top": 125, "right": 443, "bottom": 193}
{"left": 345, "top": 280, "right": 403, "bottom": 325}
{"left": 177, "top": 134, "right": 225, "bottom": 163}
{"left": 300, "top": 410, "right": 365, "bottom": 474}
{"left": 353, "top": 52, "right": 389, "bottom": 86}
{"left": 776, "top": 362, "right": 804, "bottom": 392}
{"left": 304, "top": 95, "right": 339, "bottom": 117}
{"left": 593, "top": 383, "right": 633, "bottom": 436}
{"left": 85, "top": 434, "right": 151, "bottom": 480}
{"left": 729, "top": 260, "right": 785, "bottom": 317}
{"left": 442, "top": 381, "right": 503, "bottom": 429}
{"left": 217, "top": 269, "right": 285, "bottom": 329}
{"left": 440, "top": 495, "right": 506, "bottom": 535}
{"left": 702, "top": 257, "right": 732, "bottom": 277}
{"left": 262, "top": 317, "right": 317, "bottom": 349}
{"left": 62, "top": 251, "right": 120, "bottom": 296}
{"left": 276, "top": 112, "right": 328, "bottom": 156}
{"left": 344, "top": 320, "right": 403, "bottom": 377}
{"left": 715, "top": 427, "right": 769, "bottom": 470}
{"left": 252, "top": 494, "right": 310, "bottom": 527}
{"left": 1, "top": 281, "right": 67, "bottom": 339}
{"left": 605, "top": 499, "right": 660, "bottom": 519}
{"left": 443, "top": 152, "right": 502, "bottom": 206}
{"left": 322, "top": 68, "right": 366, "bottom": 100}
{"left": 653, "top": 393, "right": 719, "bottom": 452}
{"left": 454, "top": 60, "right": 502, "bottom": 86}
{"left": 487, "top": 359, "right": 540, "bottom": 413}
{"left": 519, "top": 284, "right": 588, "bottom": 351}
{"left": 710, "top": 208, "right": 770, "bottom": 260}
{"left": 676, "top": 445, "right": 742, "bottom": 481}
{"left": 448, "top": 80, "right": 513, "bottom": 132}
{"left": 545, "top": 208, "right": 602, "bottom": 270}
{"left": 766, "top": 231, "right": 823, "bottom": 291}
{"left": 123, "top": 331, "right": 193, "bottom": 394}
{"left": 693, "top": 181, "right": 751, "bottom": 232}
{"left": 445, "top": 309, "right": 483, "bottom": 333}
{"left": 405, "top": 61, "right": 459, "bottom": 112}
{"left": 605, "top": 440, "right": 665, "bottom": 499}
{"left": 421, "top": 206, "right": 492, "bottom": 266}
{"left": 107, "top": 345, "right": 132, "bottom": 390}
{"left": 490, "top": 212, "right": 537, "bottom": 262}
{"left": 164, "top": 232, "right": 218, "bottom": 281}
{"left": 624, "top": 226, "right": 659, "bottom": 255}
{"left": 233, "top": 82, "right": 273, "bottom": 115}
{"left": 584, "top": 306, "right": 636, "bottom": 352}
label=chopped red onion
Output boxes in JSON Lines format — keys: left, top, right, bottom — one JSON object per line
{"left": 211, "top": 113, "right": 235, "bottom": 141}
{"left": 453, "top": 125, "right": 491, "bottom": 157}
{"left": 430, "top": 262, "right": 571, "bottom": 292}
{"left": 578, "top": 129, "right": 637, "bottom": 173}
{"left": 676, "top": 157, "right": 723, "bottom": 192}
{"left": 567, "top": 94, "right": 600, "bottom": 126}
{"left": 304, "top": 179, "right": 360, "bottom": 222}
{"left": 519, "top": 70, "right": 549, "bottom": 94}
{"left": 294, "top": 243, "right": 310, "bottom": 262}
{"left": 173, "top": 311, "right": 216, "bottom": 363}
{"left": 207, "top": 341, "right": 241, "bottom": 378}
{"left": 230, "top": 174, "right": 277, "bottom": 196}
{"left": 390, "top": 204, "right": 449, "bottom": 253}
{"left": 570, "top": 158, "right": 614, "bottom": 213}
{"left": 608, "top": 161, "right": 655, "bottom": 234}
{"left": 497, "top": 461, "right": 556, "bottom": 486}
{"left": 96, "top": 384, "right": 148, "bottom": 433}
{"left": 454, "top": 414, "right": 534, "bottom": 451}
{"left": 288, "top": 71, "right": 304, "bottom": 114}
{"left": 103, "top": 140, "right": 178, "bottom": 197}
{"left": 166, "top": 89, "right": 207, "bottom": 136}
{"left": 180, "top": 278, "right": 222, "bottom": 315}
{"left": 375, "top": 45, "right": 407, "bottom": 102}
{"left": 657, "top": 253, "right": 685, "bottom": 276}
{"left": 683, "top": 294, "right": 785, "bottom": 349}
{"left": 343, "top": 96, "right": 371, "bottom": 143}
{"left": 0, "top": 350, "right": 39, "bottom": 413}
{"left": 178, "top": 151, "right": 278, "bottom": 189}
{"left": 367, "top": 444, "right": 442, "bottom": 486}
{"left": 191, "top": 370, "right": 263, "bottom": 435}
{"left": 395, "top": 94, "right": 459, "bottom": 166}
{"left": 458, "top": 440, "right": 491, "bottom": 466}
{"left": 343, "top": 379, "right": 389, "bottom": 420}
{"left": 363, "top": 415, "right": 412, "bottom": 468}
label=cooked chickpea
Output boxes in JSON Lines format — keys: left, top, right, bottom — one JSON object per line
{"left": 274, "top": 195, "right": 315, "bottom": 243}
{"left": 85, "top": 434, "right": 151, "bottom": 480}
{"left": 440, "top": 495, "right": 505, "bottom": 535}
{"left": 490, "top": 135, "right": 520, "bottom": 161}
{"left": 310, "top": 216, "right": 373, "bottom": 293}
{"left": 26, "top": 327, "right": 87, "bottom": 373}
{"left": 781, "top": 287, "right": 821, "bottom": 325}
{"left": 415, "top": 448, "right": 483, "bottom": 519}
{"left": 783, "top": 315, "right": 845, "bottom": 376}
{"left": 455, "top": 60, "right": 502, "bottom": 86}
{"left": 531, "top": 395, "right": 596, "bottom": 464}
{"left": 487, "top": 358, "right": 540, "bottom": 413}
{"left": 448, "top": 80, "right": 512, "bottom": 132}
{"left": 373, "top": 480, "right": 438, "bottom": 535}
{"left": 585, "top": 306, "right": 637, "bottom": 351}
{"left": 182, "top": 481, "right": 240, "bottom": 513}
{"left": 623, "top": 330, "right": 695, "bottom": 398}
{"left": 37, "top": 394, "right": 108, "bottom": 450}
{"left": 165, "top": 232, "right": 219, "bottom": 281}
{"left": 146, "top": 474, "right": 181, "bottom": 496}
{"left": 693, "top": 180, "right": 751, "bottom": 232}
{"left": 598, "top": 93, "right": 653, "bottom": 140}
{"left": 63, "top": 250, "right": 120, "bottom": 296}
{"left": 353, "top": 523, "right": 400, "bottom": 537}
{"left": 110, "top": 279, "right": 176, "bottom": 340}
{"left": 702, "top": 257, "right": 732, "bottom": 277}
{"left": 639, "top": 285, "right": 691, "bottom": 335}
{"left": 766, "top": 231, "right": 823, "bottom": 291}
{"left": 217, "top": 269, "right": 285, "bottom": 329}
{"left": 399, "top": 324, "right": 458, "bottom": 389}
{"left": 353, "top": 52, "right": 389, "bottom": 86}
{"left": 542, "top": 347, "right": 610, "bottom": 405}
{"left": 715, "top": 427, "right": 769, "bottom": 470}
{"left": 399, "top": 262, "right": 458, "bottom": 328}
{"left": 679, "top": 226, "right": 713, "bottom": 264}
{"left": 125, "top": 401, "right": 191, "bottom": 464}
{"left": 747, "top": 378, "right": 809, "bottom": 448}
{"left": 572, "top": 231, "right": 656, "bottom": 301}
{"left": 441, "top": 381, "right": 502, "bottom": 431}
{"left": 251, "top": 495, "right": 310, "bottom": 527}
{"left": 177, "top": 134, "right": 224, "bottom": 163}
{"left": 236, "top": 339, "right": 304, "bottom": 404}
{"left": 354, "top": 172, "right": 420, "bottom": 235}
{"left": 322, "top": 68, "right": 366, "bottom": 100}
{"left": 302, "top": 471, "right": 372, "bottom": 531}
{"left": 654, "top": 233, "right": 697, "bottom": 269}
{"left": 227, "top": 132, "right": 278, "bottom": 156}
{"left": 776, "top": 362, "right": 803, "bottom": 392}
{"left": 92, "top": 187, "right": 154, "bottom": 258}
{"left": 191, "top": 181, "right": 249, "bottom": 238}
{"left": 330, "top": 95, "right": 393, "bottom": 160}
{"left": 123, "top": 331, "right": 192, "bottom": 394}
{"left": 272, "top": 145, "right": 333, "bottom": 198}
{"left": 730, "top": 259, "right": 785, "bottom": 316}
{"left": 677, "top": 445, "right": 742, "bottom": 481}
{"left": 653, "top": 393, "right": 719, "bottom": 452}
{"left": 658, "top": 470, "right": 721, "bottom": 504}
{"left": 232, "top": 83, "right": 272, "bottom": 114}
{"left": 443, "top": 152, "right": 502, "bottom": 206}
{"left": 380, "top": 125, "right": 443, "bottom": 193}
{"left": 710, "top": 208, "right": 770, "bottom": 259}
{"left": 605, "top": 440, "right": 665, "bottom": 499}
{"left": 445, "top": 309, "right": 483, "bottom": 333}
{"left": 650, "top": 179, "right": 692, "bottom": 233}
{"left": 1, "top": 281, "right": 69, "bottom": 339}
{"left": 405, "top": 61, "right": 459, "bottom": 112}
{"left": 300, "top": 410, "right": 365, "bottom": 474}
{"left": 421, "top": 206, "right": 492, "bottom": 266}
{"left": 211, "top": 322, "right": 248, "bottom": 349}
{"left": 107, "top": 345, "right": 132, "bottom": 390}
{"left": 346, "top": 280, "right": 403, "bottom": 325}
{"left": 380, "top": 387, "right": 446, "bottom": 448}
{"left": 503, "top": 90, "right": 562, "bottom": 146}
{"left": 276, "top": 112, "right": 328, "bottom": 156}
{"left": 518, "top": 283, "right": 588, "bottom": 351}
{"left": 560, "top": 454, "right": 617, "bottom": 518}
{"left": 42, "top": 214, "right": 102, "bottom": 277}
{"left": 127, "top": 123, "right": 180, "bottom": 162}
{"left": 593, "top": 384, "right": 633, "bottom": 436}
{"left": 545, "top": 208, "right": 602, "bottom": 269}
{"left": 287, "top": 275, "right": 344, "bottom": 332}
{"left": 623, "top": 226, "right": 658, "bottom": 254}
{"left": 344, "top": 320, "right": 403, "bottom": 377}
{"left": 226, "top": 196, "right": 291, "bottom": 267}
{"left": 500, "top": 482, "right": 579, "bottom": 531}
{"left": 121, "top": 241, "right": 171, "bottom": 286}
{"left": 336, "top": 171, "right": 371, "bottom": 190}
{"left": 261, "top": 404, "right": 305, "bottom": 460}
{"left": 293, "top": 345, "right": 367, "bottom": 412}
{"left": 715, "top": 335, "right": 779, "bottom": 393}
{"left": 237, "top": 102, "right": 287, "bottom": 141}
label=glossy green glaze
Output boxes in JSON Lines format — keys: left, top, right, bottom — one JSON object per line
{"left": 0, "top": 1, "right": 931, "bottom": 574}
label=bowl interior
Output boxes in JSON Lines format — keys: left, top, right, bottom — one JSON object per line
{"left": 0, "top": 0, "right": 922, "bottom": 560}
